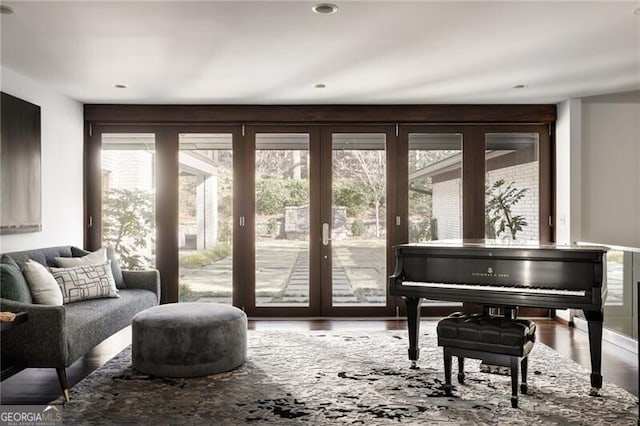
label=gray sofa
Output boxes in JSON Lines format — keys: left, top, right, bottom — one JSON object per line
{"left": 0, "top": 246, "right": 160, "bottom": 401}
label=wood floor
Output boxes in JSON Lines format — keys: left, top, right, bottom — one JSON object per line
{"left": 1, "top": 318, "right": 637, "bottom": 405}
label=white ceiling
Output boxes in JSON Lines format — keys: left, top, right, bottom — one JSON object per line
{"left": 1, "top": 1, "right": 639, "bottom": 104}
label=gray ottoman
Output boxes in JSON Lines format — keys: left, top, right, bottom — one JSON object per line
{"left": 132, "top": 302, "right": 247, "bottom": 377}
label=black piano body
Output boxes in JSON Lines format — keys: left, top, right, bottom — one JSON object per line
{"left": 388, "top": 240, "right": 607, "bottom": 393}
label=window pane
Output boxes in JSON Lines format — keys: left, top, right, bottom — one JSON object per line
{"left": 332, "top": 133, "right": 386, "bottom": 306}
{"left": 255, "top": 133, "right": 310, "bottom": 307}
{"left": 485, "top": 133, "right": 539, "bottom": 242}
{"left": 408, "top": 133, "right": 462, "bottom": 241}
{"left": 178, "top": 133, "right": 233, "bottom": 304}
{"left": 101, "top": 133, "right": 156, "bottom": 269}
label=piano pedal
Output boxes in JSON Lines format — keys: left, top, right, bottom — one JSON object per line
{"left": 480, "top": 362, "right": 511, "bottom": 376}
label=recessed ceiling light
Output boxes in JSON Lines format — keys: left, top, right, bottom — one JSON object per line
{"left": 0, "top": 5, "right": 15, "bottom": 14}
{"left": 312, "top": 3, "right": 338, "bottom": 15}
{"left": 634, "top": 7, "right": 640, "bottom": 16}
{"left": 114, "top": 84, "right": 127, "bottom": 89}
{"left": 512, "top": 84, "right": 528, "bottom": 89}
{"left": 314, "top": 83, "right": 327, "bottom": 89}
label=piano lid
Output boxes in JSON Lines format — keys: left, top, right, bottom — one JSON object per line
{"left": 399, "top": 239, "right": 608, "bottom": 253}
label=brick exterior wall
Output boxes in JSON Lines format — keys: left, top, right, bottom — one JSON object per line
{"left": 103, "top": 151, "right": 154, "bottom": 190}
{"left": 432, "top": 178, "right": 462, "bottom": 239}
{"left": 432, "top": 161, "right": 539, "bottom": 241}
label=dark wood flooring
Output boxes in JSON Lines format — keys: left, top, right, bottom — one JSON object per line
{"left": 1, "top": 318, "right": 637, "bottom": 405}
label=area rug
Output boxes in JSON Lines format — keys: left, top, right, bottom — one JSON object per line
{"left": 55, "top": 330, "right": 638, "bottom": 425}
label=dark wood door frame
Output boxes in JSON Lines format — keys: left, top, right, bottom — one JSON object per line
{"left": 319, "top": 125, "right": 397, "bottom": 317}
{"left": 242, "top": 125, "right": 322, "bottom": 317}
{"left": 84, "top": 104, "right": 556, "bottom": 124}
{"left": 84, "top": 105, "right": 556, "bottom": 317}
{"left": 85, "top": 124, "right": 243, "bottom": 305}
{"left": 397, "top": 124, "right": 552, "bottom": 241}
{"left": 395, "top": 123, "right": 553, "bottom": 317}
{"left": 241, "top": 124, "right": 400, "bottom": 317}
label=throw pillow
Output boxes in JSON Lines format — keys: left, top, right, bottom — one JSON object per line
{"left": 106, "top": 247, "right": 125, "bottom": 289}
{"left": 0, "top": 255, "right": 33, "bottom": 304}
{"left": 70, "top": 246, "right": 125, "bottom": 289}
{"left": 55, "top": 247, "right": 107, "bottom": 268}
{"left": 22, "top": 260, "right": 63, "bottom": 305}
{"left": 50, "top": 261, "right": 119, "bottom": 304}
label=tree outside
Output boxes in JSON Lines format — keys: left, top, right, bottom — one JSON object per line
{"left": 485, "top": 179, "right": 529, "bottom": 240}
{"left": 102, "top": 188, "right": 155, "bottom": 270}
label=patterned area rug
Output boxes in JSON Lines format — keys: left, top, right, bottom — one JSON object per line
{"left": 55, "top": 330, "right": 638, "bottom": 425}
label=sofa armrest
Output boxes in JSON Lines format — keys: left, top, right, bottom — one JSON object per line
{"left": 0, "top": 298, "right": 68, "bottom": 366}
{"left": 122, "top": 269, "right": 161, "bottom": 303}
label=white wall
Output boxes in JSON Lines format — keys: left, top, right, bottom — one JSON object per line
{"left": 555, "top": 93, "right": 640, "bottom": 323}
{"left": 555, "top": 98, "right": 582, "bottom": 245}
{"left": 581, "top": 91, "right": 640, "bottom": 248}
{"left": 0, "top": 66, "right": 84, "bottom": 253}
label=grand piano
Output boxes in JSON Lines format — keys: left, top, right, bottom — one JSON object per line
{"left": 388, "top": 240, "right": 607, "bottom": 394}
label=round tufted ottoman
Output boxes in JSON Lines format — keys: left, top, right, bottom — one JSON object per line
{"left": 132, "top": 302, "right": 247, "bottom": 377}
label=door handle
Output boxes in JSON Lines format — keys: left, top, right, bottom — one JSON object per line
{"left": 322, "top": 223, "right": 331, "bottom": 246}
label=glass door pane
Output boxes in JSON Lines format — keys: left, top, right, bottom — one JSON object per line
{"left": 408, "top": 133, "right": 462, "bottom": 308}
{"left": 485, "top": 133, "right": 540, "bottom": 242}
{"left": 178, "top": 133, "right": 233, "bottom": 304}
{"left": 603, "top": 249, "right": 637, "bottom": 337}
{"left": 101, "top": 133, "right": 156, "bottom": 269}
{"left": 408, "top": 133, "right": 463, "bottom": 241}
{"left": 255, "top": 133, "right": 310, "bottom": 307}
{"left": 331, "top": 134, "right": 386, "bottom": 306}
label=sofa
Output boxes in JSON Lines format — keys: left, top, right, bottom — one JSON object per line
{"left": 0, "top": 246, "right": 160, "bottom": 401}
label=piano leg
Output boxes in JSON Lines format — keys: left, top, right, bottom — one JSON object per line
{"left": 584, "top": 309, "right": 604, "bottom": 396}
{"left": 404, "top": 297, "right": 423, "bottom": 369}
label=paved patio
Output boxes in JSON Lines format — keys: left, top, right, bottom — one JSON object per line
{"left": 179, "top": 240, "right": 386, "bottom": 306}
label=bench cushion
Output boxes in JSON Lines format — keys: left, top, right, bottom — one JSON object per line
{"left": 437, "top": 312, "right": 536, "bottom": 357}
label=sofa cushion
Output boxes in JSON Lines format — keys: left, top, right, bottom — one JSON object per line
{"left": 56, "top": 247, "right": 107, "bottom": 268}
{"left": 72, "top": 247, "right": 125, "bottom": 289}
{"left": 22, "top": 260, "right": 63, "bottom": 305}
{"left": 50, "top": 262, "right": 119, "bottom": 304}
{"left": 64, "top": 289, "right": 158, "bottom": 363}
{"left": 4, "top": 246, "right": 74, "bottom": 268}
{"left": 0, "top": 255, "right": 33, "bottom": 304}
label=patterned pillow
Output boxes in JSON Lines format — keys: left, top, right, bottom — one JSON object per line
{"left": 71, "top": 246, "right": 125, "bottom": 289}
{"left": 50, "top": 261, "right": 119, "bottom": 304}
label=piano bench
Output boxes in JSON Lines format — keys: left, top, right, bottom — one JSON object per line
{"left": 437, "top": 312, "right": 537, "bottom": 408}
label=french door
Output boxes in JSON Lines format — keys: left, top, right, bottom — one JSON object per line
{"left": 244, "top": 126, "right": 397, "bottom": 316}
{"left": 320, "top": 127, "right": 397, "bottom": 316}
{"left": 397, "top": 124, "right": 552, "bottom": 317}
{"left": 86, "top": 121, "right": 551, "bottom": 317}
{"left": 87, "top": 125, "right": 243, "bottom": 305}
